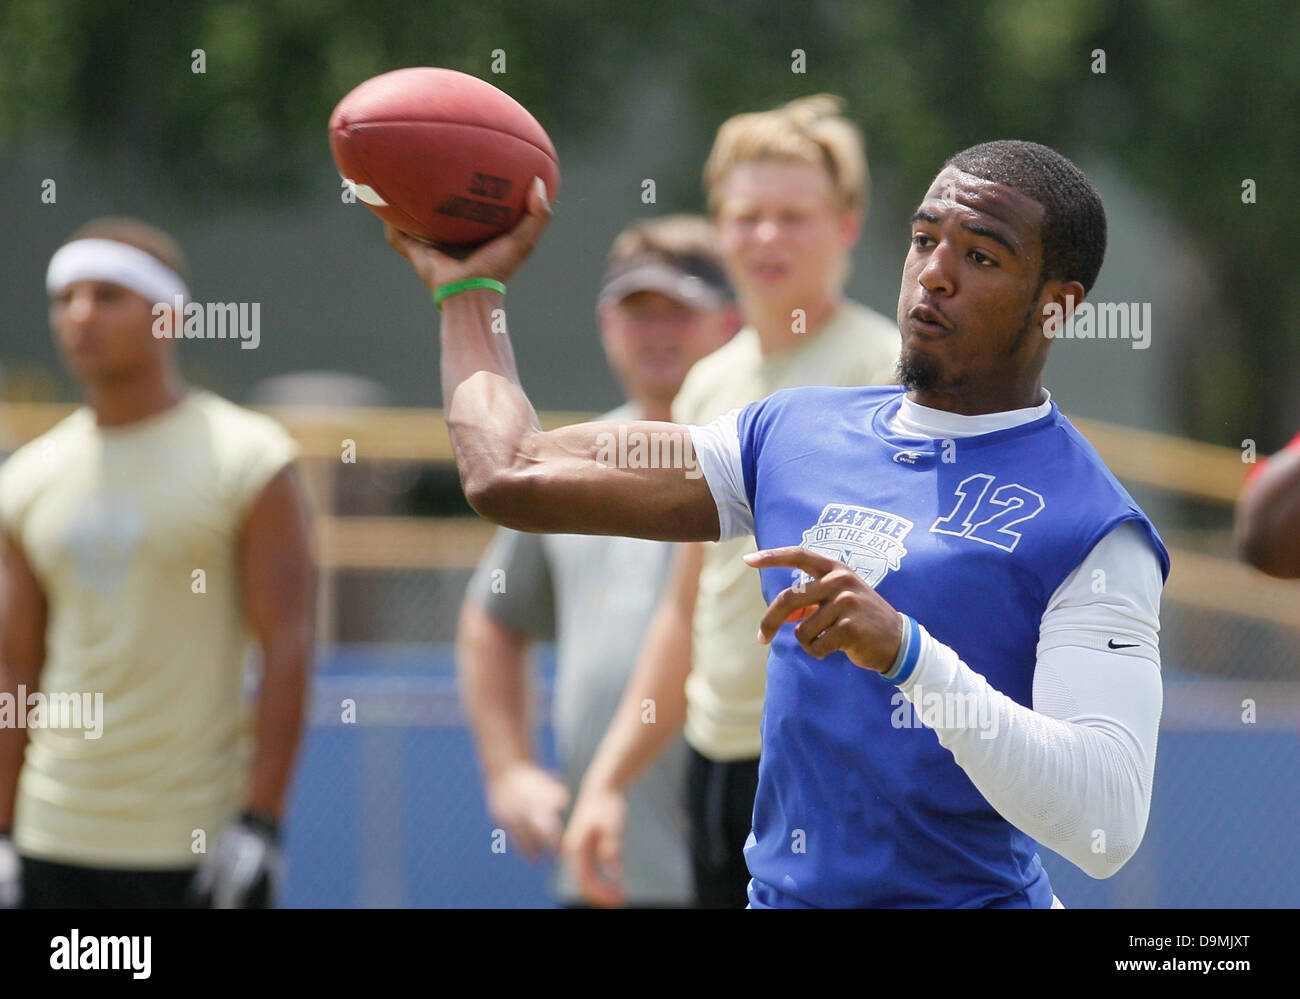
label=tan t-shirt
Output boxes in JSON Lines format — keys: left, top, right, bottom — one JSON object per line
{"left": 671, "top": 300, "right": 899, "bottom": 760}
{"left": 0, "top": 390, "right": 297, "bottom": 867}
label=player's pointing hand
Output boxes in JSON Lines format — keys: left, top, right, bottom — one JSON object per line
{"left": 385, "top": 175, "right": 553, "bottom": 292}
{"left": 744, "top": 546, "right": 905, "bottom": 673}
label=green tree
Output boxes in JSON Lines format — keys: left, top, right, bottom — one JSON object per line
{"left": 2, "top": 0, "right": 1293, "bottom": 443}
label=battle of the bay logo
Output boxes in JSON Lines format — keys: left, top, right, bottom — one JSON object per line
{"left": 796, "top": 503, "right": 914, "bottom": 588}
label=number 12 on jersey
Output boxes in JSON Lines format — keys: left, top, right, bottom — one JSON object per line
{"left": 930, "top": 473, "right": 1045, "bottom": 553}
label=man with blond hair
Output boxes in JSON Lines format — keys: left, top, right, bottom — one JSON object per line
{"left": 458, "top": 215, "right": 738, "bottom": 907}
{"left": 561, "top": 95, "right": 899, "bottom": 907}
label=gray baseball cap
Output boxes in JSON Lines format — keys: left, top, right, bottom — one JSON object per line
{"left": 599, "top": 253, "right": 733, "bottom": 310}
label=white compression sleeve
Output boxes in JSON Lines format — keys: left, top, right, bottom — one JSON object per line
{"left": 896, "top": 628, "right": 1162, "bottom": 878}
{"left": 686, "top": 408, "right": 751, "bottom": 541}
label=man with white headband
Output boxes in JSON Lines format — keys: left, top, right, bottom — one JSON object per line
{"left": 44, "top": 236, "right": 194, "bottom": 310}
{"left": 0, "top": 217, "right": 316, "bottom": 908}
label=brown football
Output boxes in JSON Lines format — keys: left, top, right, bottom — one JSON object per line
{"left": 329, "top": 67, "right": 560, "bottom": 246}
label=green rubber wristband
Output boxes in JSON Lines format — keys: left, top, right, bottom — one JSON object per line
{"left": 433, "top": 277, "right": 506, "bottom": 310}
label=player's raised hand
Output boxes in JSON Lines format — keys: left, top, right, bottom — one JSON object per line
{"left": 560, "top": 781, "right": 627, "bottom": 908}
{"left": 384, "top": 176, "right": 552, "bottom": 292}
{"left": 485, "top": 761, "right": 570, "bottom": 861}
{"left": 744, "top": 546, "right": 905, "bottom": 673}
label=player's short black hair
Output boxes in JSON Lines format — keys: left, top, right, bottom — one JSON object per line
{"left": 68, "top": 217, "right": 189, "bottom": 281}
{"left": 944, "top": 140, "right": 1106, "bottom": 293}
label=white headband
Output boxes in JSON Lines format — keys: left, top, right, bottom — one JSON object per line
{"left": 46, "top": 238, "right": 191, "bottom": 305}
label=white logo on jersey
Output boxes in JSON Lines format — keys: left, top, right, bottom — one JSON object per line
{"left": 797, "top": 503, "right": 914, "bottom": 588}
{"left": 63, "top": 491, "right": 146, "bottom": 591}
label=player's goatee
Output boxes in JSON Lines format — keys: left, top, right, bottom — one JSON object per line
{"left": 897, "top": 351, "right": 943, "bottom": 391}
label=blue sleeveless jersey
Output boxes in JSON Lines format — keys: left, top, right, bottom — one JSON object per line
{"left": 735, "top": 386, "right": 1170, "bottom": 908}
